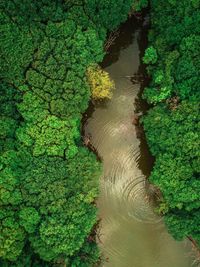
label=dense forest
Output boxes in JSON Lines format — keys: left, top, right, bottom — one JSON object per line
{"left": 0, "top": 0, "right": 199, "bottom": 266}
{"left": 0, "top": 0, "right": 147, "bottom": 266}
{"left": 142, "top": 0, "right": 200, "bottom": 248}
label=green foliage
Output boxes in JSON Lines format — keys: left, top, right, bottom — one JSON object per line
{"left": 0, "top": 19, "right": 35, "bottom": 85}
{"left": 0, "top": 247, "right": 52, "bottom": 267}
{"left": 0, "top": 83, "right": 21, "bottom": 153}
{"left": 83, "top": 0, "right": 137, "bottom": 31}
{"left": 0, "top": 208, "right": 25, "bottom": 261}
{"left": 165, "top": 210, "right": 200, "bottom": 244}
{"left": 143, "top": 0, "right": 200, "bottom": 247}
{"left": 0, "top": 0, "right": 147, "bottom": 265}
{"left": 23, "top": 149, "right": 99, "bottom": 261}
{"left": 19, "top": 208, "right": 40, "bottom": 234}
{"left": 87, "top": 64, "right": 114, "bottom": 100}
{"left": 16, "top": 116, "right": 80, "bottom": 157}
{"left": 132, "top": 0, "right": 148, "bottom": 11}
{"left": 143, "top": 0, "right": 200, "bottom": 104}
{"left": 175, "top": 34, "right": 200, "bottom": 99}
{"left": 23, "top": 149, "right": 100, "bottom": 261}
{"left": 0, "top": 148, "right": 101, "bottom": 262}
{"left": 68, "top": 240, "right": 100, "bottom": 267}
{"left": 143, "top": 46, "right": 158, "bottom": 64}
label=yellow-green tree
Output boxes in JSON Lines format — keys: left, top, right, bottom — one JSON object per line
{"left": 87, "top": 65, "right": 114, "bottom": 100}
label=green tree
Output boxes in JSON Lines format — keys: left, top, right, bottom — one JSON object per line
{"left": 0, "top": 0, "right": 147, "bottom": 265}
{"left": 142, "top": 0, "right": 200, "bottom": 248}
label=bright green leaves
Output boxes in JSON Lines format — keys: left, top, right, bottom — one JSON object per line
{"left": 144, "top": 0, "right": 200, "bottom": 104}
{"left": 30, "top": 203, "right": 97, "bottom": 261}
{"left": 143, "top": 0, "right": 200, "bottom": 246}
{"left": 72, "top": 27, "right": 104, "bottom": 66}
{"left": 150, "top": 155, "right": 200, "bottom": 210}
{"left": 165, "top": 210, "right": 200, "bottom": 244}
{"left": 17, "top": 92, "right": 49, "bottom": 123}
{"left": 0, "top": 19, "right": 34, "bottom": 85}
{"left": 21, "top": 26, "right": 104, "bottom": 121}
{"left": 143, "top": 46, "right": 158, "bottom": 64}
{"left": 175, "top": 35, "right": 200, "bottom": 99}
{"left": 143, "top": 50, "right": 179, "bottom": 103}
{"left": 0, "top": 169, "right": 22, "bottom": 206}
{"left": 46, "top": 20, "right": 76, "bottom": 39}
{"left": 143, "top": 101, "right": 200, "bottom": 156}
{"left": 19, "top": 150, "right": 100, "bottom": 261}
{"left": 0, "top": 209, "right": 25, "bottom": 261}
{"left": 1, "top": 148, "right": 101, "bottom": 263}
{"left": 0, "top": 84, "right": 23, "bottom": 218}
{"left": 143, "top": 101, "right": 200, "bottom": 246}
{"left": 0, "top": 151, "right": 27, "bottom": 208}
{"left": 19, "top": 208, "right": 40, "bottom": 234}
{"left": 16, "top": 116, "right": 80, "bottom": 158}
{"left": 21, "top": 150, "right": 100, "bottom": 213}
{"left": 0, "top": 0, "right": 140, "bottom": 265}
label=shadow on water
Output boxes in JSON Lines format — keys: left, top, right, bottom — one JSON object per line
{"left": 101, "top": 16, "right": 141, "bottom": 68}
{"left": 134, "top": 12, "right": 155, "bottom": 178}
{"left": 83, "top": 12, "right": 194, "bottom": 267}
{"left": 83, "top": 13, "right": 154, "bottom": 176}
{"left": 103, "top": 12, "right": 154, "bottom": 178}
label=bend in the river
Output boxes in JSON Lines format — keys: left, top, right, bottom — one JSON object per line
{"left": 84, "top": 16, "right": 194, "bottom": 267}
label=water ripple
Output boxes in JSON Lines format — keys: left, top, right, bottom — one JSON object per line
{"left": 84, "top": 20, "right": 193, "bottom": 267}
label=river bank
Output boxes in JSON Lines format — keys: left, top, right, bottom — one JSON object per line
{"left": 83, "top": 15, "right": 194, "bottom": 267}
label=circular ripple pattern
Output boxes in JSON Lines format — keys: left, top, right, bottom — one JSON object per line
{"left": 84, "top": 21, "right": 193, "bottom": 267}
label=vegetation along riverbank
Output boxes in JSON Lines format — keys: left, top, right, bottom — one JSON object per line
{"left": 0, "top": 0, "right": 199, "bottom": 266}
{"left": 142, "top": 0, "right": 200, "bottom": 254}
{"left": 0, "top": 1, "right": 147, "bottom": 266}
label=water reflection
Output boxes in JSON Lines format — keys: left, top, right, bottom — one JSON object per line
{"left": 84, "top": 17, "right": 193, "bottom": 267}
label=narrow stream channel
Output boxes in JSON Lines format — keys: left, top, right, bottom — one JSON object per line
{"left": 84, "top": 16, "right": 194, "bottom": 267}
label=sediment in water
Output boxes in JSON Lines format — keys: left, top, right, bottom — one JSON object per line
{"left": 83, "top": 15, "right": 194, "bottom": 267}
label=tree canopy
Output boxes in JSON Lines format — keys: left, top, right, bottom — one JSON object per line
{"left": 142, "top": 0, "right": 200, "bottom": 247}
{"left": 0, "top": 0, "right": 146, "bottom": 265}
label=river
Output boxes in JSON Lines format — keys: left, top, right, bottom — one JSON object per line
{"left": 84, "top": 16, "right": 194, "bottom": 267}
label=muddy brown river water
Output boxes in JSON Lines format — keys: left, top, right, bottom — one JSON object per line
{"left": 84, "top": 16, "right": 195, "bottom": 267}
